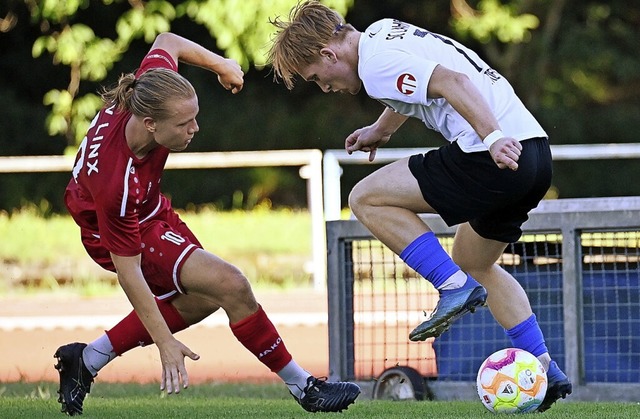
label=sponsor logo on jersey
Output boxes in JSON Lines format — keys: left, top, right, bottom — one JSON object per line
{"left": 396, "top": 73, "right": 417, "bottom": 95}
{"left": 413, "top": 29, "right": 428, "bottom": 38}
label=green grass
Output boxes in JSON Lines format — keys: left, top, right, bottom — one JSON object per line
{"left": 1, "top": 382, "right": 638, "bottom": 418}
{"left": 0, "top": 206, "right": 313, "bottom": 295}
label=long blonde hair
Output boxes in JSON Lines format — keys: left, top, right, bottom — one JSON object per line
{"left": 100, "top": 68, "right": 195, "bottom": 120}
{"left": 267, "top": 0, "right": 353, "bottom": 90}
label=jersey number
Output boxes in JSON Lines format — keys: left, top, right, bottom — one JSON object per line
{"left": 161, "top": 231, "right": 185, "bottom": 245}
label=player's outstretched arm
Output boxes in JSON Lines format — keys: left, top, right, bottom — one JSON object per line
{"left": 150, "top": 32, "right": 244, "bottom": 94}
{"left": 111, "top": 253, "right": 200, "bottom": 394}
{"left": 427, "top": 65, "right": 521, "bottom": 170}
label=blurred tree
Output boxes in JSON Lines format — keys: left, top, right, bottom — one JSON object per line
{"left": 16, "top": 0, "right": 354, "bottom": 151}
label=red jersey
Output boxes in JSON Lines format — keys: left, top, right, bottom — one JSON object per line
{"left": 64, "top": 49, "right": 179, "bottom": 257}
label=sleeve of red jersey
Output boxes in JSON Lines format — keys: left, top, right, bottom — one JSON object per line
{"left": 135, "top": 49, "right": 178, "bottom": 77}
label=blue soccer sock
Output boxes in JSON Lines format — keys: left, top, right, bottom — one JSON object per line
{"left": 400, "top": 231, "right": 479, "bottom": 293}
{"left": 505, "top": 313, "right": 549, "bottom": 357}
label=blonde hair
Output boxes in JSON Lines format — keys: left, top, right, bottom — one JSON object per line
{"left": 100, "top": 68, "right": 196, "bottom": 120}
{"left": 267, "top": 0, "right": 353, "bottom": 90}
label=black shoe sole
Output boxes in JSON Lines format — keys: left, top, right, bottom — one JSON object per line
{"left": 54, "top": 343, "right": 88, "bottom": 416}
{"left": 332, "top": 386, "right": 361, "bottom": 412}
{"left": 537, "top": 380, "right": 572, "bottom": 412}
{"left": 54, "top": 349, "right": 79, "bottom": 415}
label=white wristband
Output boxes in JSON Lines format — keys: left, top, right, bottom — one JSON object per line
{"left": 483, "top": 130, "right": 504, "bottom": 148}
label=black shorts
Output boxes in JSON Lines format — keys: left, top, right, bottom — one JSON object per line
{"left": 408, "top": 137, "right": 552, "bottom": 243}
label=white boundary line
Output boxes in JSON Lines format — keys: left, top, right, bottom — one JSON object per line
{"left": 0, "top": 312, "right": 328, "bottom": 331}
{"left": 0, "top": 311, "right": 427, "bottom": 331}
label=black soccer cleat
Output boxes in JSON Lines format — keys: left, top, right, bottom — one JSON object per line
{"left": 54, "top": 342, "right": 95, "bottom": 416}
{"left": 293, "top": 376, "right": 361, "bottom": 413}
{"left": 409, "top": 285, "right": 488, "bottom": 341}
{"left": 537, "top": 360, "right": 572, "bottom": 412}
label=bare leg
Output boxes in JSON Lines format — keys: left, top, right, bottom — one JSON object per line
{"left": 179, "top": 249, "right": 316, "bottom": 396}
{"left": 451, "top": 223, "right": 532, "bottom": 330}
{"left": 451, "top": 223, "right": 551, "bottom": 366}
{"left": 170, "top": 293, "right": 220, "bottom": 325}
{"left": 179, "top": 249, "right": 259, "bottom": 323}
{"left": 349, "top": 157, "right": 436, "bottom": 253}
{"left": 350, "top": 158, "right": 486, "bottom": 341}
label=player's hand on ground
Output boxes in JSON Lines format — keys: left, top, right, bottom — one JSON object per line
{"left": 345, "top": 126, "right": 391, "bottom": 162}
{"left": 158, "top": 338, "right": 200, "bottom": 394}
{"left": 216, "top": 58, "right": 244, "bottom": 94}
{"left": 489, "top": 137, "right": 522, "bottom": 170}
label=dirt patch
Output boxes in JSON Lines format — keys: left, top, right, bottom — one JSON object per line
{"left": 0, "top": 290, "right": 329, "bottom": 384}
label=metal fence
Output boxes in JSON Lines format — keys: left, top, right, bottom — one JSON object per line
{"left": 326, "top": 197, "right": 640, "bottom": 401}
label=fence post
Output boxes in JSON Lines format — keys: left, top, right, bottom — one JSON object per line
{"left": 322, "top": 151, "right": 342, "bottom": 221}
{"left": 299, "top": 150, "right": 327, "bottom": 291}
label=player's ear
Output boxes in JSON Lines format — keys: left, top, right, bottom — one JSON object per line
{"left": 143, "top": 117, "right": 156, "bottom": 133}
{"left": 320, "top": 47, "right": 337, "bottom": 63}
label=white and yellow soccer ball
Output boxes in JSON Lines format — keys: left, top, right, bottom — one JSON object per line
{"left": 476, "top": 348, "right": 548, "bottom": 413}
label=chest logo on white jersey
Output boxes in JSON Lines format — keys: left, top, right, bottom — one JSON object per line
{"left": 396, "top": 73, "right": 417, "bottom": 95}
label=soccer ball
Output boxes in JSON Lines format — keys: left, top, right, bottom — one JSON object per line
{"left": 476, "top": 348, "right": 547, "bottom": 413}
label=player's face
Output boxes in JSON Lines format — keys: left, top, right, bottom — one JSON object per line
{"left": 300, "top": 55, "right": 361, "bottom": 95}
{"left": 154, "top": 95, "right": 200, "bottom": 151}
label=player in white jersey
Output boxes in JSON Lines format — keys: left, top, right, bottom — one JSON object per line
{"left": 268, "top": 1, "right": 571, "bottom": 411}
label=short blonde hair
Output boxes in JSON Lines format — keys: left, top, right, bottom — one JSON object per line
{"left": 100, "top": 68, "right": 195, "bottom": 120}
{"left": 267, "top": 0, "right": 353, "bottom": 90}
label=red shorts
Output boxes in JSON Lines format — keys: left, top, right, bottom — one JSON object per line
{"left": 80, "top": 209, "right": 202, "bottom": 297}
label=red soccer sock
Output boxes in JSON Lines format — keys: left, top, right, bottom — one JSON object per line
{"left": 105, "top": 297, "right": 188, "bottom": 355}
{"left": 230, "top": 305, "right": 293, "bottom": 373}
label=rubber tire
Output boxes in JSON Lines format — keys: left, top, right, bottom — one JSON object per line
{"left": 372, "top": 366, "right": 428, "bottom": 401}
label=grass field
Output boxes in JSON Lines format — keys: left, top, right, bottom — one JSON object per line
{"left": 1, "top": 382, "right": 638, "bottom": 418}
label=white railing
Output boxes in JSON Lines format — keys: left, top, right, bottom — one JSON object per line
{"left": 0, "top": 150, "right": 327, "bottom": 291}
{"left": 323, "top": 143, "right": 640, "bottom": 221}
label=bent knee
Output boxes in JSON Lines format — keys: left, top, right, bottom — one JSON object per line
{"left": 219, "top": 270, "right": 259, "bottom": 316}
{"left": 219, "top": 264, "right": 253, "bottom": 296}
{"left": 455, "top": 260, "right": 499, "bottom": 283}
{"left": 348, "top": 180, "right": 375, "bottom": 216}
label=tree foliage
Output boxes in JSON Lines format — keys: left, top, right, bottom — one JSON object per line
{"left": 19, "top": 0, "right": 354, "bottom": 150}
{"left": 451, "top": 0, "right": 540, "bottom": 43}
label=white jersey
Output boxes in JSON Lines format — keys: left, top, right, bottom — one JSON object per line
{"left": 358, "top": 19, "right": 547, "bottom": 152}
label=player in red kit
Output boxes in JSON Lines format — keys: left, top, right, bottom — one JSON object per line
{"left": 54, "top": 32, "right": 359, "bottom": 416}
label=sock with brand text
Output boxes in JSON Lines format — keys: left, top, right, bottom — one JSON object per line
{"left": 230, "top": 305, "right": 293, "bottom": 373}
